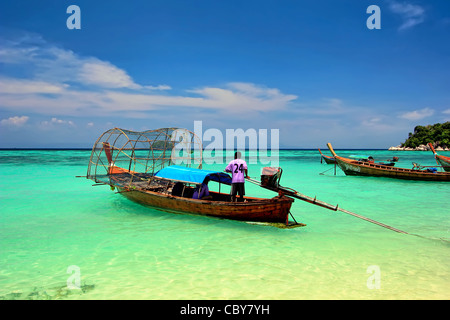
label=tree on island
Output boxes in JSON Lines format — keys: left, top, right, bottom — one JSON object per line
{"left": 402, "top": 122, "right": 450, "bottom": 149}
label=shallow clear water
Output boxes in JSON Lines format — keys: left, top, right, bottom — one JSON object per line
{"left": 0, "top": 149, "right": 449, "bottom": 299}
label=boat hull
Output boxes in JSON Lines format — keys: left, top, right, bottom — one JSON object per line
{"left": 118, "top": 187, "right": 294, "bottom": 223}
{"left": 436, "top": 156, "right": 450, "bottom": 172}
{"left": 321, "top": 155, "right": 336, "bottom": 164}
{"left": 335, "top": 157, "right": 450, "bottom": 181}
{"left": 428, "top": 143, "right": 450, "bottom": 172}
{"left": 318, "top": 148, "right": 336, "bottom": 164}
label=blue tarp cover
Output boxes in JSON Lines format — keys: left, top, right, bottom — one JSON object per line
{"left": 155, "top": 165, "right": 232, "bottom": 185}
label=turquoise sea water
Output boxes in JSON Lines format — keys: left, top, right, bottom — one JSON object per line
{"left": 0, "top": 149, "right": 449, "bottom": 300}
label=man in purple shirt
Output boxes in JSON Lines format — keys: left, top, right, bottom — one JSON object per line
{"left": 225, "top": 151, "right": 249, "bottom": 202}
{"left": 192, "top": 177, "right": 212, "bottom": 200}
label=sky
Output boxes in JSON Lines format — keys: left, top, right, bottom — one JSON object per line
{"left": 0, "top": 0, "right": 449, "bottom": 148}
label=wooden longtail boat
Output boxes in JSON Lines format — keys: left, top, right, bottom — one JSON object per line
{"left": 86, "top": 128, "right": 296, "bottom": 225}
{"left": 320, "top": 148, "right": 397, "bottom": 166}
{"left": 327, "top": 143, "right": 450, "bottom": 182}
{"left": 111, "top": 166, "right": 294, "bottom": 223}
{"left": 318, "top": 148, "right": 336, "bottom": 164}
{"left": 429, "top": 143, "right": 450, "bottom": 172}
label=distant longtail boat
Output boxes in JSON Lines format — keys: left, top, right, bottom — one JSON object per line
{"left": 327, "top": 143, "right": 450, "bottom": 182}
{"left": 318, "top": 148, "right": 336, "bottom": 164}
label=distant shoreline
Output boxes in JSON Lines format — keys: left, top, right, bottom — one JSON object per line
{"left": 388, "top": 144, "right": 450, "bottom": 151}
{"left": 0, "top": 147, "right": 447, "bottom": 151}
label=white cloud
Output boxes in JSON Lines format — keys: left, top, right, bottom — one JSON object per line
{"left": 0, "top": 115, "right": 29, "bottom": 126}
{"left": 287, "top": 97, "right": 352, "bottom": 117}
{"left": 318, "top": 98, "right": 346, "bottom": 115}
{"left": 0, "top": 33, "right": 161, "bottom": 90}
{"left": 40, "top": 117, "right": 75, "bottom": 127}
{"left": 360, "top": 116, "right": 400, "bottom": 132}
{"left": 0, "top": 80, "right": 296, "bottom": 117}
{"left": 443, "top": 109, "right": 450, "bottom": 121}
{"left": 79, "top": 60, "right": 141, "bottom": 89}
{"left": 398, "top": 107, "right": 434, "bottom": 120}
{"left": 0, "top": 78, "right": 67, "bottom": 94}
{"left": 189, "top": 83, "right": 297, "bottom": 112}
{"left": 145, "top": 85, "right": 172, "bottom": 90}
{"left": 388, "top": 1, "right": 425, "bottom": 31}
{"left": 0, "top": 33, "right": 296, "bottom": 118}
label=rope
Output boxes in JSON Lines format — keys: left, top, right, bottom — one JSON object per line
{"left": 247, "top": 177, "right": 450, "bottom": 242}
{"left": 319, "top": 166, "right": 335, "bottom": 175}
{"left": 336, "top": 207, "right": 408, "bottom": 234}
{"left": 246, "top": 177, "right": 409, "bottom": 235}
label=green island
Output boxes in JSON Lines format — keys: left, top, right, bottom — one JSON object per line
{"left": 389, "top": 122, "right": 450, "bottom": 151}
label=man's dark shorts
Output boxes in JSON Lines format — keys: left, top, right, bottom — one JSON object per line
{"left": 230, "top": 182, "right": 245, "bottom": 196}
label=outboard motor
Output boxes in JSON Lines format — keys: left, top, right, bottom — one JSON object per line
{"left": 260, "top": 167, "right": 282, "bottom": 189}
